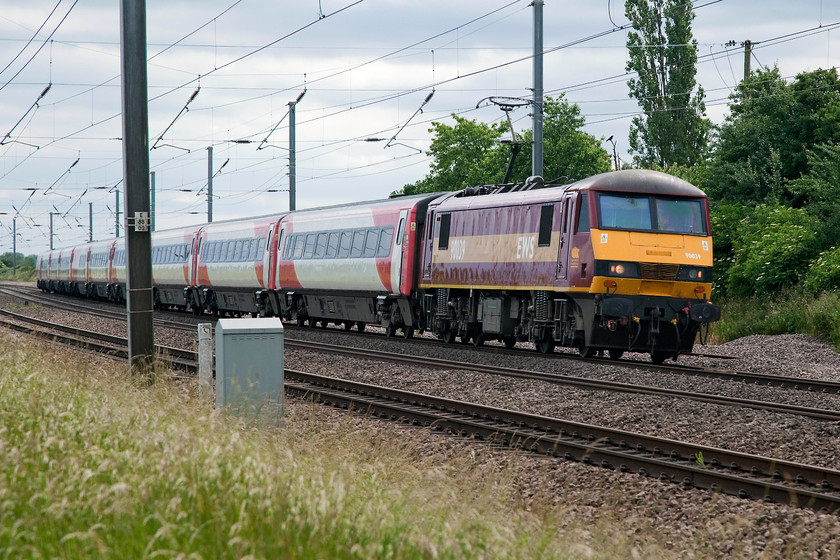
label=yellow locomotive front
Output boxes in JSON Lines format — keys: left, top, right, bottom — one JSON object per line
{"left": 567, "top": 170, "right": 719, "bottom": 362}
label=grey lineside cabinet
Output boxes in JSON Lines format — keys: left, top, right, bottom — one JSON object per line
{"left": 215, "top": 317, "right": 284, "bottom": 418}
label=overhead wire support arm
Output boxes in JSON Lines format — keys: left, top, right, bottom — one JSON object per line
{"left": 42, "top": 157, "right": 80, "bottom": 195}
{"left": 1, "top": 83, "right": 51, "bottom": 148}
{"left": 384, "top": 90, "right": 434, "bottom": 150}
{"left": 258, "top": 89, "right": 305, "bottom": 151}
{"left": 150, "top": 86, "right": 200, "bottom": 150}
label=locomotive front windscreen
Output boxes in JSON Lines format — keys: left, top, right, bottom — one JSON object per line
{"left": 597, "top": 193, "right": 707, "bottom": 235}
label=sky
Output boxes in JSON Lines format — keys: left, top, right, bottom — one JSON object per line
{"left": 1, "top": 0, "right": 838, "bottom": 256}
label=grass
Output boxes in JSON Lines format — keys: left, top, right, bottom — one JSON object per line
{"left": 0, "top": 332, "right": 677, "bottom": 559}
{"left": 2, "top": 328, "right": 840, "bottom": 558}
{"left": 714, "top": 291, "right": 840, "bottom": 350}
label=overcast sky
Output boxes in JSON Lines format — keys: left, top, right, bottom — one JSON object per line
{"left": 1, "top": 0, "right": 838, "bottom": 255}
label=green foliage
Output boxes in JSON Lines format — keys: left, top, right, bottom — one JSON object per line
{"left": 804, "top": 246, "right": 840, "bottom": 295}
{"left": 0, "top": 253, "right": 37, "bottom": 281}
{"left": 400, "top": 116, "right": 507, "bottom": 195}
{"left": 707, "top": 203, "right": 751, "bottom": 295}
{"left": 505, "top": 96, "right": 611, "bottom": 183}
{"left": 724, "top": 205, "right": 820, "bottom": 296}
{"left": 398, "top": 95, "right": 609, "bottom": 195}
{"left": 624, "top": 0, "right": 711, "bottom": 167}
{"left": 707, "top": 67, "right": 840, "bottom": 205}
{"left": 714, "top": 292, "right": 840, "bottom": 350}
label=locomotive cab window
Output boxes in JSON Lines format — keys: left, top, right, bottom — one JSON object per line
{"left": 576, "top": 195, "right": 590, "bottom": 233}
{"left": 597, "top": 193, "right": 707, "bottom": 235}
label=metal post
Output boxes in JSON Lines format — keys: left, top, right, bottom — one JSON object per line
{"left": 743, "top": 40, "right": 752, "bottom": 80}
{"left": 532, "top": 0, "right": 544, "bottom": 178}
{"left": 12, "top": 218, "right": 16, "bottom": 276}
{"left": 198, "top": 323, "right": 213, "bottom": 399}
{"left": 207, "top": 146, "right": 213, "bottom": 222}
{"left": 49, "top": 212, "right": 54, "bottom": 250}
{"left": 89, "top": 202, "right": 93, "bottom": 242}
{"left": 288, "top": 90, "right": 305, "bottom": 212}
{"left": 150, "top": 171, "right": 155, "bottom": 232}
{"left": 116, "top": 190, "right": 120, "bottom": 237}
{"left": 120, "top": 0, "right": 155, "bottom": 376}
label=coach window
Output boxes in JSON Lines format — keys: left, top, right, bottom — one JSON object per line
{"left": 363, "top": 229, "right": 378, "bottom": 258}
{"left": 538, "top": 204, "right": 553, "bottom": 247}
{"left": 315, "top": 233, "right": 327, "bottom": 258}
{"left": 293, "top": 236, "right": 305, "bottom": 260}
{"left": 396, "top": 218, "right": 405, "bottom": 246}
{"left": 282, "top": 236, "right": 293, "bottom": 259}
{"left": 438, "top": 213, "right": 451, "bottom": 250}
{"left": 303, "top": 234, "right": 316, "bottom": 259}
{"left": 377, "top": 226, "right": 394, "bottom": 257}
{"left": 326, "top": 232, "right": 339, "bottom": 258}
{"left": 275, "top": 231, "right": 284, "bottom": 257}
{"left": 338, "top": 231, "right": 352, "bottom": 258}
{"left": 351, "top": 230, "right": 365, "bottom": 258}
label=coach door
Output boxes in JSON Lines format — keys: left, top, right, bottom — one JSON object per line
{"left": 188, "top": 230, "right": 202, "bottom": 287}
{"left": 269, "top": 223, "right": 285, "bottom": 290}
{"left": 556, "top": 195, "right": 574, "bottom": 280}
{"left": 390, "top": 210, "right": 408, "bottom": 293}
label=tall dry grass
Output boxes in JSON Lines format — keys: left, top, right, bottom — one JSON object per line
{"left": 0, "top": 332, "right": 678, "bottom": 559}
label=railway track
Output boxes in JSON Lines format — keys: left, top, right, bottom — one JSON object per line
{"left": 5, "top": 285, "right": 840, "bottom": 405}
{"left": 2, "top": 307, "right": 836, "bottom": 512}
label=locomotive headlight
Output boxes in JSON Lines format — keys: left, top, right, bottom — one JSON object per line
{"left": 677, "top": 266, "right": 711, "bottom": 282}
{"left": 595, "top": 261, "right": 640, "bottom": 278}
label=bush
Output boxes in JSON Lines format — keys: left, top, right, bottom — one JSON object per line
{"left": 804, "top": 246, "right": 840, "bottom": 294}
{"left": 724, "top": 205, "right": 820, "bottom": 296}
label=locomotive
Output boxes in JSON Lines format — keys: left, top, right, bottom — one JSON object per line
{"left": 37, "top": 169, "right": 719, "bottom": 362}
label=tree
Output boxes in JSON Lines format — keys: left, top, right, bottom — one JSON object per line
{"left": 705, "top": 67, "right": 840, "bottom": 205}
{"left": 625, "top": 0, "right": 711, "bottom": 167}
{"left": 398, "top": 95, "right": 610, "bottom": 195}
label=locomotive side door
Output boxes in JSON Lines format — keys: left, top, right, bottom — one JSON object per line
{"left": 556, "top": 195, "right": 574, "bottom": 280}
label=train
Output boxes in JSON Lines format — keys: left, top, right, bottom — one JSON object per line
{"left": 36, "top": 169, "right": 720, "bottom": 362}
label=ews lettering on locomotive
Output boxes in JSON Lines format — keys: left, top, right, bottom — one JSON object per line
{"left": 450, "top": 239, "right": 466, "bottom": 261}
{"left": 516, "top": 236, "right": 536, "bottom": 260}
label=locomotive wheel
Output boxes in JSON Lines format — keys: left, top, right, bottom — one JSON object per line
{"left": 356, "top": 321, "right": 366, "bottom": 332}
{"left": 651, "top": 350, "right": 673, "bottom": 364}
{"left": 442, "top": 330, "right": 456, "bottom": 344}
{"left": 344, "top": 321, "right": 353, "bottom": 331}
{"left": 536, "top": 338, "right": 555, "bottom": 354}
{"left": 578, "top": 342, "right": 596, "bottom": 358}
{"left": 459, "top": 333, "right": 471, "bottom": 344}
{"left": 503, "top": 336, "right": 516, "bottom": 349}
{"left": 308, "top": 318, "right": 318, "bottom": 328}
{"left": 402, "top": 327, "right": 414, "bottom": 339}
{"left": 385, "top": 325, "right": 397, "bottom": 337}
{"left": 296, "top": 316, "right": 306, "bottom": 327}
{"left": 319, "top": 320, "right": 328, "bottom": 329}
{"left": 608, "top": 349, "right": 625, "bottom": 360}
{"left": 472, "top": 334, "right": 485, "bottom": 348}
